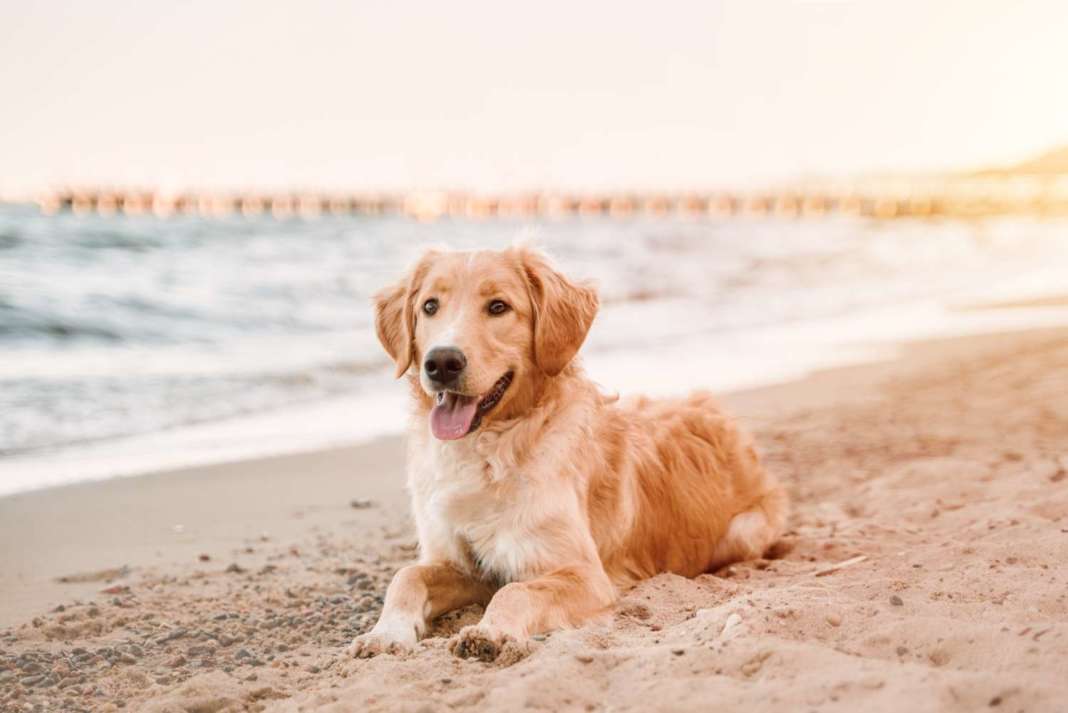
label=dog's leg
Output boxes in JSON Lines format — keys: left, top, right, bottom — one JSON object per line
{"left": 348, "top": 562, "right": 491, "bottom": 658}
{"left": 450, "top": 563, "right": 616, "bottom": 662}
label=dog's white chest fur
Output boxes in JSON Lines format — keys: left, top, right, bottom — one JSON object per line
{"left": 408, "top": 428, "right": 585, "bottom": 583}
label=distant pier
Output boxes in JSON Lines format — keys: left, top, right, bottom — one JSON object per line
{"left": 33, "top": 178, "right": 1068, "bottom": 221}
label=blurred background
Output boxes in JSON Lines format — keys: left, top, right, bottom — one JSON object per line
{"left": 3, "top": 0, "right": 1068, "bottom": 494}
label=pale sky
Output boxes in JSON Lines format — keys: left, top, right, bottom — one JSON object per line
{"left": 1, "top": 0, "right": 1066, "bottom": 194}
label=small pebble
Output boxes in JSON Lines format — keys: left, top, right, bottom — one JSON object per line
{"left": 826, "top": 614, "right": 842, "bottom": 626}
{"left": 889, "top": 595, "right": 904, "bottom": 606}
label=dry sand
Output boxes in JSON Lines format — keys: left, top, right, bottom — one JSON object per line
{"left": 2, "top": 328, "right": 1067, "bottom": 712}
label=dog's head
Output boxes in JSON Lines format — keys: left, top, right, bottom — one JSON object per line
{"left": 373, "top": 246, "right": 598, "bottom": 440}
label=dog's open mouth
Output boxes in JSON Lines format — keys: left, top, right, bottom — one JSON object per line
{"left": 430, "top": 372, "right": 513, "bottom": 441}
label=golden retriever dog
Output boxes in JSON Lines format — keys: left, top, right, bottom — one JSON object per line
{"left": 348, "top": 245, "right": 787, "bottom": 662}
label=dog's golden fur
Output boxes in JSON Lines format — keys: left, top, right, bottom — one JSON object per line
{"left": 349, "top": 246, "right": 787, "bottom": 662}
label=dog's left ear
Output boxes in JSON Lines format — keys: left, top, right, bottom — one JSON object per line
{"left": 373, "top": 250, "right": 437, "bottom": 378}
{"left": 519, "top": 248, "right": 599, "bottom": 377}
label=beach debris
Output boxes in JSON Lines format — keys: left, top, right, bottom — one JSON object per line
{"left": 889, "top": 595, "right": 904, "bottom": 606}
{"left": 100, "top": 584, "right": 129, "bottom": 595}
{"left": 225, "top": 563, "right": 247, "bottom": 574}
{"left": 719, "top": 612, "right": 743, "bottom": 641}
{"left": 198, "top": 553, "right": 211, "bottom": 562}
{"left": 157, "top": 627, "right": 189, "bottom": 644}
{"left": 813, "top": 555, "right": 868, "bottom": 577}
{"left": 928, "top": 649, "right": 952, "bottom": 667}
{"left": 349, "top": 498, "right": 375, "bottom": 509}
{"left": 740, "top": 650, "right": 772, "bottom": 676}
{"left": 826, "top": 613, "right": 842, "bottom": 626}
{"left": 55, "top": 565, "right": 130, "bottom": 584}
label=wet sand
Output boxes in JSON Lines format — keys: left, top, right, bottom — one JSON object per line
{"left": 2, "top": 327, "right": 1067, "bottom": 712}
{"left": 0, "top": 438, "right": 411, "bottom": 629}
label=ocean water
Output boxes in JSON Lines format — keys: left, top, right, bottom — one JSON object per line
{"left": 2, "top": 203, "right": 1068, "bottom": 495}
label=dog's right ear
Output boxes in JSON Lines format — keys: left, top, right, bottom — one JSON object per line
{"left": 373, "top": 251, "right": 437, "bottom": 378}
{"left": 373, "top": 279, "right": 411, "bottom": 377}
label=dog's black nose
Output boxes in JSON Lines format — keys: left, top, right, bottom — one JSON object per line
{"left": 424, "top": 347, "right": 467, "bottom": 386}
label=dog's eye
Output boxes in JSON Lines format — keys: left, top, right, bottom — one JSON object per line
{"left": 422, "top": 298, "right": 439, "bottom": 316}
{"left": 487, "top": 299, "right": 510, "bottom": 316}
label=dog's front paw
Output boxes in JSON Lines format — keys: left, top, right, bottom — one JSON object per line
{"left": 347, "top": 624, "right": 416, "bottom": 659}
{"left": 449, "top": 625, "right": 529, "bottom": 664}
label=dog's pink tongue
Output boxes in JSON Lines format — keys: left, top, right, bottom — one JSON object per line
{"left": 430, "top": 393, "right": 478, "bottom": 440}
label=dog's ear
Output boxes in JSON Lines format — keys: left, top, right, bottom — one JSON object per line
{"left": 373, "top": 279, "right": 411, "bottom": 377}
{"left": 519, "top": 248, "right": 599, "bottom": 377}
{"left": 373, "top": 250, "right": 437, "bottom": 378}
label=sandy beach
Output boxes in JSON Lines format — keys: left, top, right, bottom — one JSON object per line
{"left": 2, "top": 326, "right": 1067, "bottom": 712}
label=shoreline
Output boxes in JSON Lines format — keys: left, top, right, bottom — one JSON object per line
{"left": 0, "top": 435, "right": 410, "bottom": 630}
{"left": 7, "top": 292, "right": 1068, "bottom": 502}
{"left": 2, "top": 325, "right": 1067, "bottom": 711}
